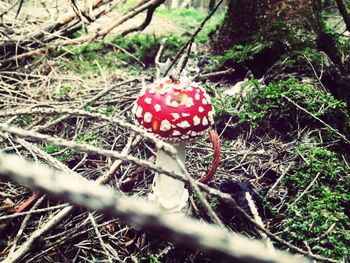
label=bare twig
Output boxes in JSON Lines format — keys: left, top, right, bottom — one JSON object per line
{"left": 88, "top": 212, "right": 114, "bottom": 263}
{"left": 32, "top": 78, "right": 138, "bottom": 132}
{"left": 163, "top": 0, "right": 225, "bottom": 76}
{"left": 245, "top": 192, "right": 274, "bottom": 251}
{"left": 282, "top": 95, "right": 350, "bottom": 144}
{"left": 196, "top": 68, "right": 236, "bottom": 80}
{"left": 7, "top": 196, "right": 45, "bottom": 257}
{"left": 0, "top": 204, "right": 69, "bottom": 221}
{"left": 291, "top": 172, "right": 321, "bottom": 206}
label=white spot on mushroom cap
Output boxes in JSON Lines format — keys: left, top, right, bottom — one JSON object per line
{"left": 165, "top": 96, "right": 178, "bottom": 108}
{"left": 177, "top": 120, "right": 191, "bottom": 129}
{"left": 182, "top": 113, "right": 190, "bottom": 117}
{"left": 170, "top": 101, "right": 179, "bottom": 107}
{"left": 160, "top": 119, "right": 171, "bottom": 132}
{"left": 144, "top": 97, "right": 152, "bottom": 104}
{"left": 149, "top": 87, "right": 156, "bottom": 94}
{"left": 185, "top": 97, "right": 194, "bottom": 108}
{"left": 195, "top": 93, "right": 200, "bottom": 100}
{"left": 193, "top": 115, "right": 201, "bottom": 126}
{"left": 198, "top": 106, "right": 204, "bottom": 113}
{"left": 154, "top": 104, "right": 161, "bottom": 112}
{"left": 202, "top": 98, "right": 207, "bottom": 105}
{"left": 202, "top": 116, "right": 208, "bottom": 126}
{"left": 181, "top": 135, "right": 189, "bottom": 140}
{"left": 172, "top": 130, "right": 181, "bottom": 136}
{"left": 144, "top": 112, "right": 152, "bottom": 123}
{"left": 165, "top": 95, "right": 171, "bottom": 104}
{"left": 171, "top": 113, "right": 180, "bottom": 120}
{"left": 135, "top": 106, "right": 143, "bottom": 118}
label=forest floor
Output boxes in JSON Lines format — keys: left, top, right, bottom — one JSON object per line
{"left": 0, "top": 1, "right": 350, "bottom": 263}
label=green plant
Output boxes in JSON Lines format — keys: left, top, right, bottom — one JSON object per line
{"left": 42, "top": 144, "right": 78, "bottom": 162}
{"left": 281, "top": 145, "right": 350, "bottom": 259}
{"left": 150, "top": 254, "right": 161, "bottom": 263}
{"left": 53, "top": 86, "right": 72, "bottom": 97}
{"left": 97, "top": 105, "right": 115, "bottom": 116}
{"left": 13, "top": 116, "right": 33, "bottom": 127}
{"left": 76, "top": 133, "right": 105, "bottom": 147}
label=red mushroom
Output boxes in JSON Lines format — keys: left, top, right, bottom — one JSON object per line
{"left": 132, "top": 77, "right": 215, "bottom": 212}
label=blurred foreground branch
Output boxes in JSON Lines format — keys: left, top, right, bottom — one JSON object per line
{"left": 0, "top": 152, "right": 309, "bottom": 263}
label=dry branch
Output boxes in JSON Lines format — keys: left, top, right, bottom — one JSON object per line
{"left": 120, "top": 0, "right": 165, "bottom": 36}
{"left": 0, "top": 152, "right": 309, "bottom": 263}
{"left": 1, "top": 0, "right": 164, "bottom": 66}
{"left": 0, "top": 107, "right": 175, "bottom": 155}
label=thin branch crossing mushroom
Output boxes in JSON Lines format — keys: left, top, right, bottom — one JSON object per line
{"left": 133, "top": 77, "right": 215, "bottom": 212}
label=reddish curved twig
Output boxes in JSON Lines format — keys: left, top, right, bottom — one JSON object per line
{"left": 199, "top": 129, "right": 221, "bottom": 184}
{"left": 11, "top": 192, "right": 41, "bottom": 214}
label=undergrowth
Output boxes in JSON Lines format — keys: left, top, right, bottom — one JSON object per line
{"left": 213, "top": 77, "right": 350, "bottom": 140}
{"left": 211, "top": 75, "right": 350, "bottom": 258}
{"left": 281, "top": 145, "right": 350, "bottom": 259}
{"left": 54, "top": 34, "right": 187, "bottom": 76}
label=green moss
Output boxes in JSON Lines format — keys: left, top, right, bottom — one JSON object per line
{"left": 216, "top": 43, "right": 269, "bottom": 64}
{"left": 238, "top": 77, "right": 349, "bottom": 137}
{"left": 281, "top": 145, "right": 350, "bottom": 259}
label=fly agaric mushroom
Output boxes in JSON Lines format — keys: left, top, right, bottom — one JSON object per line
{"left": 132, "top": 77, "right": 215, "bottom": 212}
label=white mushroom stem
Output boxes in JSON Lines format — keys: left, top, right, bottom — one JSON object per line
{"left": 149, "top": 142, "right": 189, "bottom": 212}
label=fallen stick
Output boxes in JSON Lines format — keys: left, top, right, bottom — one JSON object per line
{"left": 0, "top": 152, "right": 309, "bottom": 263}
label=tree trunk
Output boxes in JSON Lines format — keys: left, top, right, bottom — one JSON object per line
{"left": 211, "top": 0, "right": 321, "bottom": 54}
{"left": 210, "top": 0, "right": 350, "bottom": 103}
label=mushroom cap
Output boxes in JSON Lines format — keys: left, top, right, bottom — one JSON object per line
{"left": 132, "top": 77, "right": 215, "bottom": 143}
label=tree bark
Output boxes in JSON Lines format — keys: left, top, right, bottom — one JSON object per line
{"left": 335, "top": 0, "right": 350, "bottom": 32}
{"left": 211, "top": 0, "right": 321, "bottom": 54}
{"left": 210, "top": 0, "right": 350, "bottom": 103}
